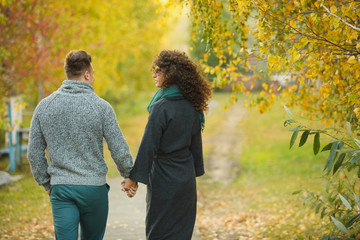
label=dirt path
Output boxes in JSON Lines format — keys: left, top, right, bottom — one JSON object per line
{"left": 204, "top": 100, "right": 246, "bottom": 184}
{"left": 197, "top": 101, "right": 274, "bottom": 240}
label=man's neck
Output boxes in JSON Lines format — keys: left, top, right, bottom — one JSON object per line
{"left": 67, "top": 78, "right": 91, "bottom": 85}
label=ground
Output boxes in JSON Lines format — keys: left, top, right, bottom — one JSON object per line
{"left": 0, "top": 95, "right": 328, "bottom": 239}
{"left": 196, "top": 101, "right": 271, "bottom": 240}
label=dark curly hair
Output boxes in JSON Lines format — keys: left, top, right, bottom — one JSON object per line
{"left": 152, "top": 50, "right": 212, "bottom": 113}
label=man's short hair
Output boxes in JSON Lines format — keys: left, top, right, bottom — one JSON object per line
{"left": 64, "top": 50, "right": 92, "bottom": 79}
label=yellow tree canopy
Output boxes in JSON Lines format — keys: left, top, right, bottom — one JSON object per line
{"left": 173, "top": 0, "right": 360, "bottom": 124}
{"left": 0, "top": 0, "right": 175, "bottom": 126}
{"left": 63, "top": 0, "right": 174, "bottom": 98}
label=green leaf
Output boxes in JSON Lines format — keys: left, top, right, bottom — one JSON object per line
{"left": 299, "top": 130, "right": 309, "bottom": 147}
{"left": 338, "top": 193, "right": 352, "bottom": 210}
{"left": 345, "top": 214, "right": 360, "bottom": 228}
{"left": 346, "top": 122, "right": 351, "bottom": 135}
{"left": 320, "top": 207, "right": 326, "bottom": 219}
{"left": 350, "top": 154, "right": 360, "bottom": 164}
{"left": 330, "top": 216, "right": 351, "bottom": 236}
{"left": 323, "top": 141, "right": 338, "bottom": 174}
{"left": 338, "top": 148, "right": 360, "bottom": 154}
{"left": 284, "top": 119, "right": 296, "bottom": 127}
{"left": 354, "top": 138, "right": 360, "bottom": 148}
{"left": 333, "top": 153, "right": 346, "bottom": 174}
{"left": 339, "top": 162, "right": 352, "bottom": 172}
{"left": 354, "top": 193, "right": 360, "bottom": 210}
{"left": 292, "top": 190, "right": 302, "bottom": 195}
{"left": 283, "top": 104, "right": 294, "bottom": 118}
{"left": 290, "top": 126, "right": 300, "bottom": 149}
{"left": 337, "top": 141, "right": 344, "bottom": 150}
{"left": 287, "top": 127, "right": 300, "bottom": 132}
{"left": 321, "top": 142, "right": 333, "bottom": 152}
{"left": 313, "top": 132, "right": 320, "bottom": 155}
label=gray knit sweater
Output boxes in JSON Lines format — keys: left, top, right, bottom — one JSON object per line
{"left": 27, "top": 80, "right": 133, "bottom": 190}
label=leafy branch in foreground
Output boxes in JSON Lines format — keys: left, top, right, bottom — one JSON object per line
{"left": 285, "top": 105, "right": 360, "bottom": 240}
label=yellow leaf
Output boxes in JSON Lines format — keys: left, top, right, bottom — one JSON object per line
{"left": 294, "top": 0, "right": 300, "bottom": 8}
{"left": 268, "top": 55, "right": 280, "bottom": 68}
{"left": 289, "top": 19, "right": 297, "bottom": 28}
{"left": 330, "top": 5, "right": 337, "bottom": 13}
{"left": 299, "top": 37, "right": 309, "bottom": 48}
{"left": 292, "top": 51, "right": 301, "bottom": 62}
{"left": 354, "top": 108, "right": 360, "bottom": 119}
{"left": 350, "top": 30, "right": 359, "bottom": 40}
{"left": 262, "top": 82, "right": 268, "bottom": 91}
{"left": 348, "top": 56, "right": 357, "bottom": 64}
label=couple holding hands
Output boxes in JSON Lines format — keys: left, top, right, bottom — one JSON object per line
{"left": 28, "top": 49, "right": 212, "bottom": 240}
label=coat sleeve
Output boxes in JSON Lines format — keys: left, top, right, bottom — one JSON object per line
{"left": 27, "top": 109, "right": 51, "bottom": 190}
{"left": 103, "top": 105, "right": 133, "bottom": 178}
{"left": 190, "top": 130, "right": 205, "bottom": 177}
{"left": 130, "top": 103, "right": 167, "bottom": 184}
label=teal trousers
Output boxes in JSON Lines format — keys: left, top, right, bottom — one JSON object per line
{"left": 49, "top": 184, "right": 110, "bottom": 240}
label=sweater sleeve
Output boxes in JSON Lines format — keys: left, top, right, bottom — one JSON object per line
{"left": 129, "top": 103, "right": 167, "bottom": 184}
{"left": 103, "top": 105, "right": 133, "bottom": 178}
{"left": 27, "top": 109, "right": 51, "bottom": 191}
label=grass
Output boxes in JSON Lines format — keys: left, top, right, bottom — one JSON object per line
{"left": 237, "top": 103, "right": 328, "bottom": 238}
{"left": 197, "top": 93, "right": 330, "bottom": 239}
{"left": 0, "top": 165, "right": 54, "bottom": 239}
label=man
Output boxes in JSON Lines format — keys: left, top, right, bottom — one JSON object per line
{"left": 27, "top": 50, "right": 137, "bottom": 239}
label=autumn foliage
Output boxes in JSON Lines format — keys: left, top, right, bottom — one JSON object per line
{"left": 172, "top": 0, "right": 360, "bottom": 238}
{"left": 2, "top": 0, "right": 360, "bottom": 238}
{"left": 0, "top": 0, "right": 172, "bottom": 125}
{"left": 177, "top": 0, "right": 360, "bottom": 124}
{"left": 0, "top": 0, "right": 67, "bottom": 122}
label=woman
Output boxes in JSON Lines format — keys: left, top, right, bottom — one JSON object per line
{"left": 127, "top": 50, "right": 212, "bottom": 239}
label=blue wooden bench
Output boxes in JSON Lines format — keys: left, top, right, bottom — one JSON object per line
{"left": 0, "top": 127, "right": 29, "bottom": 172}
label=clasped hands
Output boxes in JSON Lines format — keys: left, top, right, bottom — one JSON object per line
{"left": 121, "top": 178, "right": 138, "bottom": 198}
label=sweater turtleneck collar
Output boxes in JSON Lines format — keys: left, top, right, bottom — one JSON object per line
{"left": 59, "top": 80, "right": 94, "bottom": 94}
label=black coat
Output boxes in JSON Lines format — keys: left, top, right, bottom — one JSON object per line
{"left": 130, "top": 96, "right": 204, "bottom": 240}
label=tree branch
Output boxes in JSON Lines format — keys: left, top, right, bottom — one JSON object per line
{"left": 321, "top": 3, "right": 360, "bottom": 32}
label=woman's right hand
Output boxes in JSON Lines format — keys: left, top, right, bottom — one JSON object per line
{"left": 121, "top": 178, "right": 138, "bottom": 198}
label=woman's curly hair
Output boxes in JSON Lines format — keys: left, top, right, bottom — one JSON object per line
{"left": 152, "top": 50, "right": 212, "bottom": 113}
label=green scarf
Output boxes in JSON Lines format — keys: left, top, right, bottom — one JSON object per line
{"left": 147, "top": 85, "right": 205, "bottom": 131}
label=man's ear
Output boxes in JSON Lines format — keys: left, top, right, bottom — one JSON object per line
{"left": 84, "top": 70, "right": 90, "bottom": 80}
